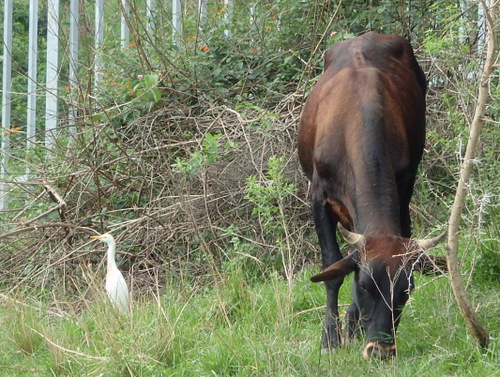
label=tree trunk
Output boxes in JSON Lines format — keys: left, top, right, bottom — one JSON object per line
{"left": 446, "top": 0, "right": 497, "bottom": 349}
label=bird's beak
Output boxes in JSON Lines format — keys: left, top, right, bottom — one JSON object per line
{"left": 90, "top": 235, "right": 103, "bottom": 240}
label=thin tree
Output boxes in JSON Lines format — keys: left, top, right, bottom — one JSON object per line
{"left": 446, "top": 0, "right": 497, "bottom": 349}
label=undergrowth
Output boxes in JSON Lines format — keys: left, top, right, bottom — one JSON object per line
{"left": 1, "top": 269, "right": 499, "bottom": 376}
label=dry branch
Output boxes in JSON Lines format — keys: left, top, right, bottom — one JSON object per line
{"left": 29, "top": 327, "right": 109, "bottom": 361}
{"left": 446, "top": 1, "right": 498, "bottom": 349}
{"left": 0, "top": 95, "right": 311, "bottom": 298}
{"left": 0, "top": 222, "right": 97, "bottom": 240}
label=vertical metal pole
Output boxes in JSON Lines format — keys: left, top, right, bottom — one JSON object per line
{"left": 458, "top": 0, "right": 468, "bottom": 43}
{"left": 26, "top": 0, "right": 39, "bottom": 180}
{"left": 224, "top": 0, "right": 231, "bottom": 38}
{"left": 477, "top": 0, "right": 489, "bottom": 56}
{"left": 45, "top": 0, "right": 60, "bottom": 149}
{"left": 121, "top": 0, "right": 130, "bottom": 49}
{"left": 69, "top": 0, "right": 79, "bottom": 133}
{"left": 172, "top": 0, "right": 182, "bottom": 41}
{"left": 198, "top": 0, "right": 207, "bottom": 24}
{"left": 1, "top": 0, "right": 13, "bottom": 209}
{"left": 95, "top": 0, "right": 104, "bottom": 85}
{"left": 27, "top": 0, "right": 38, "bottom": 147}
{"left": 198, "top": 0, "right": 207, "bottom": 34}
{"left": 147, "top": 0, "right": 155, "bottom": 33}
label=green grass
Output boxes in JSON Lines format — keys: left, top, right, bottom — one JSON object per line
{"left": 0, "top": 270, "right": 499, "bottom": 376}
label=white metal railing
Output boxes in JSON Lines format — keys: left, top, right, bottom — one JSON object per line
{"left": 1, "top": 0, "right": 232, "bottom": 210}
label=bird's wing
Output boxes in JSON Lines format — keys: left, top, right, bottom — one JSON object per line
{"left": 106, "top": 268, "right": 130, "bottom": 313}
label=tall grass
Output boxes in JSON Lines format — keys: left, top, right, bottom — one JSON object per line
{"left": 1, "top": 264, "right": 499, "bottom": 376}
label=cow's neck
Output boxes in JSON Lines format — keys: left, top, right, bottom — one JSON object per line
{"left": 348, "top": 148, "right": 402, "bottom": 236}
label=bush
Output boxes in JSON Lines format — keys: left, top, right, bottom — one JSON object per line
{"left": 0, "top": 0, "right": 497, "bottom": 301}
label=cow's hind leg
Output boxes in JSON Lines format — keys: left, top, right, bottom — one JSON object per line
{"left": 311, "top": 183, "right": 344, "bottom": 352}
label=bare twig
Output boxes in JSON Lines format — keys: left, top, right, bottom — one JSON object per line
{"left": 29, "top": 327, "right": 109, "bottom": 361}
{"left": 0, "top": 223, "right": 97, "bottom": 240}
{"left": 0, "top": 293, "right": 71, "bottom": 319}
{"left": 21, "top": 181, "right": 68, "bottom": 226}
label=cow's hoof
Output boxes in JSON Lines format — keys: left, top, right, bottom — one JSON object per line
{"left": 321, "top": 346, "right": 338, "bottom": 355}
{"left": 363, "top": 342, "right": 396, "bottom": 360}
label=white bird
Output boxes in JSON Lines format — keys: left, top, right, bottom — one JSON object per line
{"left": 90, "top": 233, "right": 130, "bottom": 314}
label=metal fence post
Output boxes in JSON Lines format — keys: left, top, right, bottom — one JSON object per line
{"left": 45, "top": 0, "right": 60, "bottom": 149}
{"left": 69, "top": 0, "right": 79, "bottom": 134}
{"left": 172, "top": 0, "right": 182, "bottom": 42}
{"left": 147, "top": 0, "right": 156, "bottom": 32}
{"left": 1, "top": 0, "right": 13, "bottom": 210}
{"left": 27, "top": 0, "right": 38, "bottom": 147}
{"left": 121, "top": 0, "right": 130, "bottom": 49}
{"left": 95, "top": 0, "right": 104, "bottom": 85}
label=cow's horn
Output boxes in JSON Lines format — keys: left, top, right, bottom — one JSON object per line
{"left": 337, "top": 223, "right": 365, "bottom": 247}
{"left": 415, "top": 230, "right": 447, "bottom": 250}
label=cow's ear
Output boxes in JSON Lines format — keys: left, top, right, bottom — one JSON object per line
{"left": 411, "top": 231, "right": 447, "bottom": 275}
{"left": 310, "top": 251, "right": 359, "bottom": 282}
{"left": 413, "top": 254, "right": 447, "bottom": 275}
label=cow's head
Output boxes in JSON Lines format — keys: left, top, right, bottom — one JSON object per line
{"left": 311, "top": 225, "right": 446, "bottom": 360}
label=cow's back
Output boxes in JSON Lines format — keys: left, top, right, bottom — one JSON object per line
{"left": 298, "top": 32, "right": 426, "bottom": 183}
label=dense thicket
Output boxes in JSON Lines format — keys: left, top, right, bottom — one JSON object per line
{"left": 0, "top": 0, "right": 498, "bottom": 297}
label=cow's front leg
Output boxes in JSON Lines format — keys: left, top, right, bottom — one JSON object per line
{"left": 397, "top": 172, "right": 416, "bottom": 238}
{"left": 321, "top": 279, "right": 344, "bottom": 351}
{"left": 344, "top": 302, "right": 361, "bottom": 343}
{"left": 311, "top": 187, "right": 343, "bottom": 351}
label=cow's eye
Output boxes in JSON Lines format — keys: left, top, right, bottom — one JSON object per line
{"left": 359, "top": 282, "right": 370, "bottom": 294}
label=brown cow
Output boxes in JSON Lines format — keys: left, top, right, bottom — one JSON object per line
{"left": 298, "top": 32, "right": 444, "bottom": 360}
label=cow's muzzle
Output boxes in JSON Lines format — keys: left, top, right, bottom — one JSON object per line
{"left": 363, "top": 342, "right": 396, "bottom": 360}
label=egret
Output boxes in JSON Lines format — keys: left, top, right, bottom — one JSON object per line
{"left": 90, "top": 233, "right": 130, "bottom": 314}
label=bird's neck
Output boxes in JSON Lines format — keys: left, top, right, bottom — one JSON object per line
{"left": 107, "top": 242, "right": 117, "bottom": 270}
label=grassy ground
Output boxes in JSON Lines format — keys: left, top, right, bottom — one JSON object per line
{"left": 0, "top": 267, "right": 498, "bottom": 377}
